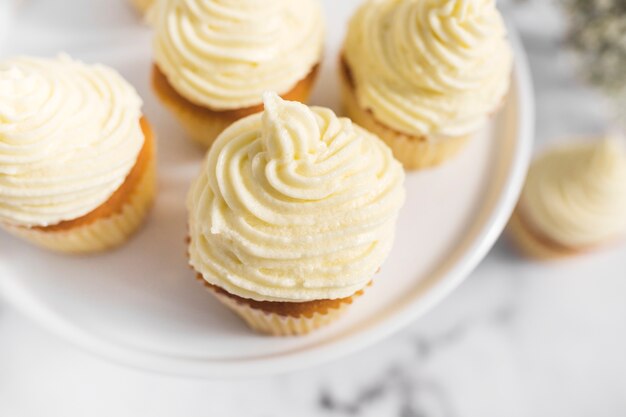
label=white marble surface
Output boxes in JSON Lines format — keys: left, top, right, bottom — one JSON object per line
{"left": 2, "top": 1, "right": 626, "bottom": 416}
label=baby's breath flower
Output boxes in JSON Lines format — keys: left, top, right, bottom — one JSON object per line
{"left": 562, "top": 0, "right": 626, "bottom": 94}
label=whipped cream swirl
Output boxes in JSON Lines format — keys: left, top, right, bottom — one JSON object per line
{"left": 152, "top": 0, "right": 324, "bottom": 110}
{"left": 188, "top": 93, "right": 405, "bottom": 302}
{"left": 344, "top": 0, "right": 512, "bottom": 137}
{"left": 520, "top": 138, "right": 626, "bottom": 248}
{"left": 0, "top": 56, "right": 144, "bottom": 227}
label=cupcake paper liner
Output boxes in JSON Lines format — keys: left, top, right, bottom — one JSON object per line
{"left": 201, "top": 280, "right": 366, "bottom": 337}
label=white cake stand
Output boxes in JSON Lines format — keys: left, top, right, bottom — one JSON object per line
{"left": 0, "top": 0, "right": 534, "bottom": 377}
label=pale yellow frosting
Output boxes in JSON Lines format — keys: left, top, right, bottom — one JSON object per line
{"left": 344, "top": 0, "right": 512, "bottom": 137}
{"left": 0, "top": 56, "right": 144, "bottom": 227}
{"left": 152, "top": 0, "right": 324, "bottom": 110}
{"left": 520, "top": 138, "right": 626, "bottom": 248}
{"left": 188, "top": 93, "right": 405, "bottom": 302}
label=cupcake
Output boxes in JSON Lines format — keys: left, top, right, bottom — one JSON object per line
{"left": 187, "top": 92, "right": 405, "bottom": 336}
{"left": 508, "top": 137, "right": 626, "bottom": 259}
{"left": 0, "top": 55, "right": 156, "bottom": 254}
{"left": 341, "top": 0, "right": 513, "bottom": 170}
{"left": 151, "top": 0, "right": 324, "bottom": 148}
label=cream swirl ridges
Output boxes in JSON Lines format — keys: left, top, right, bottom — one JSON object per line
{"left": 344, "top": 0, "right": 512, "bottom": 137}
{"left": 520, "top": 138, "right": 626, "bottom": 248}
{"left": 188, "top": 93, "right": 405, "bottom": 302}
{"left": 152, "top": 0, "right": 324, "bottom": 110}
{"left": 0, "top": 56, "right": 144, "bottom": 227}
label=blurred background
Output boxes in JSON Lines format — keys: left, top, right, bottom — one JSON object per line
{"left": 1, "top": 0, "right": 626, "bottom": 416}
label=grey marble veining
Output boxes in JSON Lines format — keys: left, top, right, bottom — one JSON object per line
{"left": 2, "top": 1, "right": 626, "bottom": 416}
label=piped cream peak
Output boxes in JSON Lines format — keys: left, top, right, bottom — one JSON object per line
{"left": 261, "top": 92, "right": 323, "bottom": 162}
{"left": 0, "top": 67, "right": 30, "bottom": 123}
{"left": 588, "top": 136, "right": 626, "bottom": 176}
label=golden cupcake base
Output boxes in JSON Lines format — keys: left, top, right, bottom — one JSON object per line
{"left": 152, "top": 64, "right": 320, "bottom": 149}
{"left": 4, "top": 118, "right": 157, "bottom": 254}
{"left": 339, "top": 58, "right": 470, "bottom": 170}
{"left": 198, "top": 276, "right": 366, "bottom": 337}
{"left": 506, "top": 207, "right": 583, "bottom": 260}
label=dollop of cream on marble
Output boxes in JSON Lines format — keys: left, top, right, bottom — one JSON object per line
{"left": 520, "top": 137, "right": 626, "bottom": 248}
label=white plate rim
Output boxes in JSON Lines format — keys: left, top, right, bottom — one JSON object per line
{"left": 0, "top": 22, "right": 534, "bottom": 378}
